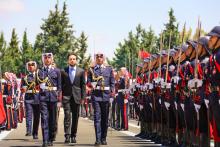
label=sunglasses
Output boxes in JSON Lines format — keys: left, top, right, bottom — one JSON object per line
{"left": 96, "top": 54, "right": 103, "bottom": 58}
{"left": 28, "top": 63, "right": 35, "bottom": 66}
{"left": 43, "top": 53, "right": 52, "bottom": 59}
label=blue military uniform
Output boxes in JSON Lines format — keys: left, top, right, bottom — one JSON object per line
{"left": 21, "top": 72, "right": 40, "bottom": 138}
{"left": 37, "top": 65, "right": 61, "bottom": 146}
{"left": 87, "top": 64, "right": 115, "bottom": 145}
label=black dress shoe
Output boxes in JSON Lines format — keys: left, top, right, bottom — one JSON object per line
{"left": 65, "top": 137, "right": 70, "bottom": 143}
{"left": 33, "top": 135, "right": 38, "bottom": 139}
{"left": 48, "top": 141, "right": 53, "bottom": 146}
{"left": 71, "top": 137, "right": 76, "bottom": 143}
{"left": 52, "top": 137, "right": 56, "bottom": 141}
{"left": 94, "top": 141, "right": 101, "bottom": 146}
{"left": 101, "top": 140, "right": 107, "bottom": 145}
{"left": 25, "top": 133, "right": 31, "bottom": 136}
{"left": 42, "top": 142, "right": 48, "bottom": 147}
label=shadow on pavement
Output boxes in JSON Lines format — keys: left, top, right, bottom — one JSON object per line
{"left": 54, "top": 142, "right": 95, "bottom": 146}
{"left": 111, "top": 135, "right": 161, "bottom": 147}
{"left": 10, "top": 146, "right": 40, "bottom": 147}
{"left": 3, "top": 139, "right": 30, "bottom": 141}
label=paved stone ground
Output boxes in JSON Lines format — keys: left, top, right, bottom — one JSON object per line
{"left": 0, "top": 109, "right": 161, "bottom": 147}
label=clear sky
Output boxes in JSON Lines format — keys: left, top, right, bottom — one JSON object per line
{"left": 0, "top": 0, "right": 219, "bottom": 59}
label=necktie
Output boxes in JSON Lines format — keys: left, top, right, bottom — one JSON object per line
{"left": 45, "top": 67, "right": 49, "bottom": 73}
{"left": 69, "top": 67, "right": 75, "bottom": 83}
{"left": 30, "top": 73, "right": 33, "bottom": 77}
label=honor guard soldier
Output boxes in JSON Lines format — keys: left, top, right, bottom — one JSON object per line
{"left": 207, "top": 26, "right": 220, "bottom": 147}
{"left": 116, "top": 67, "right": 129, "bottom": 130}
{"left": 134, "top": 63, "right": 144, "bottom": 137}
{"left": 87, "top": 52, "right": 115, "bottom": 146}
{"left": 0, "top": 78, "right": 6, "bottom": 129}
{"left": 196, "top": 37, "right": 211, "bottom": 147}
{"left": 37, "top": 53, "right": 62, "bottom": 147}
{"left": 174, "top": 44, "right": 188, "bottom": 146}
{"left": 3, "top": 72, "right": 14, "bottom": 130}
{"left": 110, "top": 70, "right": 118, "bottom": 129}
{"left": 138, "top": 58, "right": 150, "bottom": 139}
{"left": 1, "top": 77, "right": 7, "bottom": 130}
{"left": 21, "top": 61, "right": 40, "bottom": 139}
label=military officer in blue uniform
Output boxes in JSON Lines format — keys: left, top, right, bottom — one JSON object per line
{"left": 87, "top": 52, "right": 115, "bottom": 146}
{"left": 37, "top": 53, "right": 62, "bottom": 147}
{"left": 21, "top": 61, "right": 40, "bottom": 139}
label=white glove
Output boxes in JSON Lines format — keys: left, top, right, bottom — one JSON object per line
{"left": 91, "top": 82, "right": 97, "bottom": 89}
{"left": 164, "top": 102, "right": 170, "bottom": 110}
{"left": 174, "top": 102, "right": 177, "bottom": 110}
{"left": 40, "top": 83, "right": 46, "bottom": 90}
{"left": 180, "top": 103, "right": 184, "bottom": 111}
{"left": 124, "top": 99, "right": 128, "bottom": 104}
{"left": 140, "top": 105, "right": 143, "bottom": 110}
{"left": 57, "top": 102, "right": 62, "bottom": 108}
{"left": 205, "top": 99, "right": 209, "bottom": 108}
{"left": 110, "top": 98, "right": 114, "bottom": 103}
{"left": 159, "top": 99, "right": 161, "bottom": 104}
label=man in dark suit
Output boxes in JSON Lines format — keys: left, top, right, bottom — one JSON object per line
{"left": 61, "top": 52, "right": 86, "bottom": 144}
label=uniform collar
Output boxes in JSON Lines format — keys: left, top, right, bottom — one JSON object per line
{"left": 95, "top": 64, "right": 105, "bottom": 69}
{"left": 28, "top": 71, "right": 36, "bottom": 75}
{"left": 44, "top": 65, "right": 52, "bottom": 69}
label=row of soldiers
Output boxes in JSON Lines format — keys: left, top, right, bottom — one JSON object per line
{"left": 0, "top": 72, "right": 25, "bottom": 132}
{"left": 131, "top": 25, "right": 220, "bottom": 147}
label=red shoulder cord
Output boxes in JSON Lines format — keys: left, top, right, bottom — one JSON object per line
{"left": 214, "top": 59, "right": 220, "bottom": 73}
{"left": 188, "top": 64, "right": 194, "bottom": 75}
{"left": 197, "top": 63, "right": 203, "bottom": 79}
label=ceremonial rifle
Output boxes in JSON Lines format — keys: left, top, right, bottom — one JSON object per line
{"left": 173, "top": 23, "right": 186, "bottom": 139}
{"left": 162, "top": 31, "right": 172, "bottom": 141}
{"left": 187, "top": 19, "right": 202, "bottom": 145}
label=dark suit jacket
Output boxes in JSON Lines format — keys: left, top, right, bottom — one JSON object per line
{"left": 61, "top": 66, "right": 86, "bottom": 104}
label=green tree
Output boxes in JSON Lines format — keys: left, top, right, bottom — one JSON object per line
{"left": 111, "top": 43, "right": 129, "bottom": 70}
{"left": 2, "top": 28, "right": 22, "bottom": 73}
{"left": 21, "top": 30, "right": 34, "bottom": 73}
{"left": 0, "top": 32, "right": 6, "bottom": 58}
{"left": 192, "top": 28, "right": 207, "bottom": 40}
{"left": 34, "top": 2, "right": 77, "bottom": 68}
{"left": 77, "top": 31, "right": 91, "bottom": 69}
{"left": 110, "top": 24, "right": 157, "bottom": 77}
{"left": 185, "top": 27, "right": 192, "bottom": 41}
{"left": 141, "top": 26, "right": 158, "bottom": 53}
{"left": 0, "top": 32, "right": 6, "bottom": 76}
{"left": 159, "top": 8, "right": 180, "bottom": 49}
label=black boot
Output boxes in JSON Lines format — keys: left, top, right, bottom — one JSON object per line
{"left": 42, "top": 142, "right": 48, "bottom": 147}
{"left": 215, "top": 142, "right": 220, "bottom": 147}
{"left": 200, "top": 133, "right": 210, "bottom": 147}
